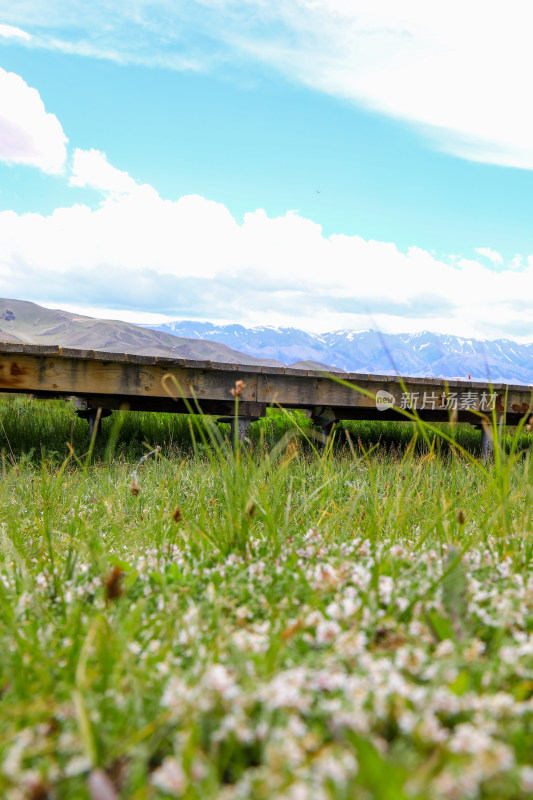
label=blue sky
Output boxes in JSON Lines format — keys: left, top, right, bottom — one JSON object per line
{"left": 0, "top": 1, "right": 532, "bottom": 339}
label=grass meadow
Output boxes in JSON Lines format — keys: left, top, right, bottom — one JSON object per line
{"left": 1, "top": 393, "right": 533, "bottom": 799}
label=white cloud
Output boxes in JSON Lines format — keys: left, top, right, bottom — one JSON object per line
{"left": 223, "top": 0, "right": 533, "bottom": 170}
{"left": 0, "top": 24, "right": 31, "bottom": 41}
{"left": 475, "top": 248, "right": 503, "bottom": 265}
{"left": 70, "top": 148, "right": 136, "bottom": 194}
{"left": 2, "top": 1, "right": 533, "bottom": 169}
{"left": 37, "top": 302, "right": 173, "bottom": 325}
{"left": 0, "top": 68, "right": 67, "bottom": 173}
{"left": 0, "top": 157, "right": 532, "bottom": 339}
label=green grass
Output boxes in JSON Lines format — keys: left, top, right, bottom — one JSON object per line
{"left": 1, "top": 392, "right": 530, "bottom": 464}
{"left": 1, "top": 394, "right": 533, "bottom": 799}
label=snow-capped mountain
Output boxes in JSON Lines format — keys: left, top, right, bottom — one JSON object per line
{"left": 147, "top": 322, "right": 533, "bottom": 384}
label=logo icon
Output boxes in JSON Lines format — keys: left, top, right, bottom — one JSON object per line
{"left": 375, "top": 390, "right": 395, "bottom": 411}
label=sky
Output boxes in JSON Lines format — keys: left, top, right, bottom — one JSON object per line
{"left": 0, "top": 1, "right": 532, "bottom": 340}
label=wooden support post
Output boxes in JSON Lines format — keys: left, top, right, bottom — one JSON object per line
{"left": 87, "top": 408, "right": 102, "bottom": 442}
{"left": 319, "top": 420, "right": 334, "bottom": 446}
{"left": 75, "top": 405, "right": 112, "bottom": 442}
{"left": 230, "top": 416, "right": 253, "bottom": 446}
{"left": 480, "top": 425, "right": 494, "bottom": 459}
{"left": 312, "top": 407, "right": 336, "bottom": 446}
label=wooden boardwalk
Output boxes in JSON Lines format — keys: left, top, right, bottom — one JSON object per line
{"left": 1, "top": 342, "right": 532, "bottom": 450}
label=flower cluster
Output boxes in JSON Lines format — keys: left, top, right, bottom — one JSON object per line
{"left": 2, "top": 525, "right": 533, "bottom": 798}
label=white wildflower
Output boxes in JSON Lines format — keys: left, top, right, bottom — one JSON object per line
{"left": 435, "top": 639, "right": 455, "bottom": 658}
{"left": 161, "top": 676, "right": 192, "bottom": 714}
{"left": 203, "top": 664, "right": 239, "bottom": 701}
{"left": 521, "top": 766, "right": 533, "bottom": 793}
{"left": 417, "top": 713, "right": 447, "bottom": 744}
{"left": 449, "top": 723, "right": 493, "bottom": 755}
{"left": 64, "top": 755, "right": 91, "bottom": 777}
{"left": 151, "top": 757, "right": 186, "bottom": 797}
{"left": 315, "top": 619, "right": 341, "bottom": 646}
{"left": 261, "top": 668, "right": 310, "bottom": 712}
{"left": 378, "top": 576, "right": 394, "bottom": 605}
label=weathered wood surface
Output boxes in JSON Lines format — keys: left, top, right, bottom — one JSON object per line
{"left": 0, "top": 342, "right": 531, "bottom": 423}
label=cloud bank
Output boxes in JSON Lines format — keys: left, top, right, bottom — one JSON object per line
{"left": 3, "top": 1, "right": 533, "bottom": 169}
{"left": 1, "top": 148, "right": 532, "bottom": 339}
{"left": 0, "top": 67, "right": 67, "bottom": 173}
{"left": 0, "top": 65, "right": 529, "bottom": 340}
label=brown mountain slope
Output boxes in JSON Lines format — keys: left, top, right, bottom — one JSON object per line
{"left": 0, "top": 327, "right": 23, "bottom": 343}
{"left": 0, "top": 299, "right": 284, "bottom": 366}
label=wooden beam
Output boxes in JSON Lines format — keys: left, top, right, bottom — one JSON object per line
{"left": 0, "top": 345, "right": 532, "bottom": 427}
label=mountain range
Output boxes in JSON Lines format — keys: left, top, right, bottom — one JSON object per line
{"left": 1, "top": 299, "right": 531, "bottom": 383}
{"left": 0, "top": 299, "right": 283, "bottom": 366}
{"left": 148, "top": 321, "right": 533, "bottom": 384}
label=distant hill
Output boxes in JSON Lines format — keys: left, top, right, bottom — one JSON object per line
{"left": 0, "top": 300, "right": 284, "bottom": 366}
{"left": 148, "top": 320, "right": 533, "bottom": 384}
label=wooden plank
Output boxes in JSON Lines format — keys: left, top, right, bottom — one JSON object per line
{"left": 181, "top": 358, "right": 218, "bottom": 370}
{"left": 210, "top": 360, "right": 238, "bottom": 371}
{"left": 80, "top": 394, "right": 267, "bottom": 417}
{"left": 260, "top": 365, "right": 286, "bottom": 375}
{"left": 22, "top": 344, "right": 60, "bottom": 355}
{"left": 0, "top": 353, "right": 260, "bottom": 403}
{"left": 0, "top": 342, "right": 24, "bottom": 353}
{"left": 235, "top": 363, "right": 264, "bottom": 374}
{"left": 256, "top": 374, "right": 345, "bottom": 408}
{"left": 59, "top": 348, "right": 96, "bottom": 360}
{"left": 123, "top": 352, "right": 156, "bottom": 364}
{"left": 324, "top": 407, "right": 483, "bottom": 423}
{"left": 93, "top": 351, "right": 127, "bottom": 362}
